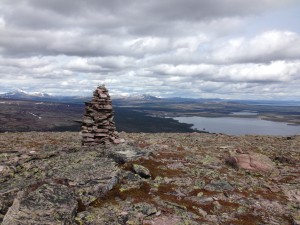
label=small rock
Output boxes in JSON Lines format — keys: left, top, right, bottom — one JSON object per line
{"left": 274, "top": 156, "right": 295, "bottom": 164}
{"left": 198, "top": 208, "right": 208, "bottom": 217}
{"left": 117, "top": 211, "right": 129, "bottom": 224}
{"left": 145, "top": 215, "right": 183, "bottom": 224}
{"left": 284, "top": 189, "right": 300, "bottom": 202}
{"left": 199, "top": 197, "right": 214, "bottom": 203}
{"left": 205, "top": 214, "right": 218, "bottom": 222}
{"left": 213, "top": 201, "right": 222, "bottom": 210}
{"left": 219, "top": 146, "right": 231, "bottom": 150}
{"left": 292, "top": 210, "right": 300, "bottom": 225}
{"left": 204, "top": 180, "right": 234, "bottom": 192}
{"left": 165, "top": 201, "right": 187, "bottom": 210}
{"left": 0, "top": 166, "right": 14, "bottom": 178}
{"left": 197, "top": 192, "right": 204, "bottom": 197}
{"left": 113, "top": 139, "right": 121, "bottom": 144}
{"left": 132, "top": 202, "right": 157, "bottom": 216}
{"left": 132, "top": 164, "right": 151, "bottom": 178}
{"left": 123, "top": 171, "right": 142, "bottom": 182}
{"left": 167, "top": 162, "right": 184, "bottom": 169}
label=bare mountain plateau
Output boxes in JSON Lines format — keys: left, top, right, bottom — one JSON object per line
{"left": 0, "top": 132, "right": 299, "bottom": 224}
{"left": 0, "top": 94, "right": 300, "bottom": 224}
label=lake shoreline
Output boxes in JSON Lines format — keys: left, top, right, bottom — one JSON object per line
{"left": 172, "top": 115, "right": 300, "bottom": 136}
{"left": 165, "top": 113, "right": 300, "bottom": 125}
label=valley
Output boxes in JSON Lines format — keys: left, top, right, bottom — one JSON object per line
{"left": 0, "top": 99, "right": 195, "bottom": 133}
{"left": 1, "top": 96, "right": 300, "bottom": 134}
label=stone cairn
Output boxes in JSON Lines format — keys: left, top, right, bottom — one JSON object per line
{"left": 81, "top": 85, "right": 119, "bottom": 145}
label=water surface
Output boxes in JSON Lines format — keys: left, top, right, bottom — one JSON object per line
{"left": 174, "top": 116, "right": 300, "bottom": 136}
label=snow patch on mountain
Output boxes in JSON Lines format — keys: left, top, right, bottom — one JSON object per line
{"left": 112, "top": 94, "right": 160, "bottom": 100}
{"left": 1, "top": 89, "right": 52, "bottom": 98}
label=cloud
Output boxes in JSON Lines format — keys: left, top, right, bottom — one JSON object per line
{"left": 0, "top": 0, "right": 300, "bottom": 99}
{"left": 151, "top": 60, "right": 300, "bottom": 83}
{"left": 4, "top": 0, "right": 292, "bottom": 28}
{"left": 211, "top": 30, "right": 300, "bottom": 63}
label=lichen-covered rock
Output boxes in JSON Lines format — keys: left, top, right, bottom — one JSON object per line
{"left": 2, "top": 183, "right": 77, "bottom": 225}
{"left": 0, "top": 146, "right": 121, "bottom": 218}
{"left": 144, "top": 214, "right": 183, "bottom": 225}
{"left": 132, "top": 202, "right": 157, "bottom": 216}
{"left": 0, "top": 165, "right": 15, "bottom": 179}
{"left": 75, "top": 206, "right": 128, "bottom": 224}
{"left": 292, "top": 210, "right": 300, "bottom": 225}
{"left": 0, "top": 191, "right": 17, "bottom": 223}
{"left": 132, "top": 164, "right": 151, "bottom": 178}
{"left": 105, "top": 144, "right": 145, "bottom": 163}
{"left": 50, "top": 152, "right": 120, "bottom": 205}
{"left": 204, "top": 180, "right": 234, "bottom": 192}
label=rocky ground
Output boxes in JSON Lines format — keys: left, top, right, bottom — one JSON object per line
{"left": 0, "top": 132, "right": 299, "bottom": 224}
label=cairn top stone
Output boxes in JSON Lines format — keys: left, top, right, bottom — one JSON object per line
{"left": 81, "top": 85, "right": 119, "bottom": 145}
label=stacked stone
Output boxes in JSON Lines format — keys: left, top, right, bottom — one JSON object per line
{"left": 81, "top": 85, "right": 119, "bottom": 145}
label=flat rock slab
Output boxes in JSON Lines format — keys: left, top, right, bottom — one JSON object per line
{"left": 47, "top": 150, "right": 120, "bottom": 205}
{"left": 0, "top": 147, "right": 120, "bottom": 220}
{"left": 2, "top": 183, "right": 77, "bottom": 225}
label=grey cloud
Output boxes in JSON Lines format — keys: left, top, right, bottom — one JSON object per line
{"left": 1, "top": 0, "right": 297, "bottom": 58}
{"left": 87, "top": 56, "right": 137, "bottom": 70}
{"left": 150, "top": 61, "right": 300, "bottom": 83}
{"left": 2, "top": 0, "right": 295, "bottom": 32}
{"left": 25, "top": 0, "right": 296, "bottom": 23}
{"left": 0, "top": 26, "right": 173, "bottom": 57}
{"left": 1, "top": 0, "right": 300, "bottom": 99}
{"left": 210, "top": 31, "right": 300, "bottom": 64}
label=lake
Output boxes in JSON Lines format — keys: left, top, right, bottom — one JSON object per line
{"left": 173, "top": 116, "right": 300, "bottom": 136}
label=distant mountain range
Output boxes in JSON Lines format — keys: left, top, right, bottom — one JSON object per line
{"left": 112, "top": 94, "right": 160, "bottom": 101}
{"left": 0, "top": 89, "right": 162, "bottom": 103}
{"left": 1, "top": 89, "right": 300, "bottom": 106}
{"left": 0, "top": 89, "right": 87, "bottom": 103}
{"left": 2, "top": 89, "right": 52, "bottom": 98}
{"left": 0, "top": 89, "right": 218, "bottom": 101}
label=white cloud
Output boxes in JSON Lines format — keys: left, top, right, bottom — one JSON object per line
{"left": 0, "top": 0, "right": 300, "bottom": 99}
{"left": 211, "top": 30, "right": 300, "bottom": 63}
{"left": 151, "top": 60, "right": 300, "bottom": 83}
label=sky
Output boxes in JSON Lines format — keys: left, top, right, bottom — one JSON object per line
{"left": 1, "top": 0, "right": 300, "bottom": 99}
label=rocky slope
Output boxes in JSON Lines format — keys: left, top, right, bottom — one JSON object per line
{"left": 0, "top": 132, "right": 299, "bottom": 224}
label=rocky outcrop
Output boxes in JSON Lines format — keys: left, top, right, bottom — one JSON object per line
{"left": 2, "top": 183, "right": 77, "bottom": 225}
{"left": 0, "top": 145, "right": 125, "bottom": 223}
{"left": 1, "top": 132, "right": 300, "bottom": 224}
{"left": 81, "top": 85, "right": 119, "bottom": 145}
{"left": 225, "top": 151, "right": 276, "bottom": 173}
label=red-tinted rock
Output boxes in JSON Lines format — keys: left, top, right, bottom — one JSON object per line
{"left": 226, "top": 153, "right": 275, "bottom": 173}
